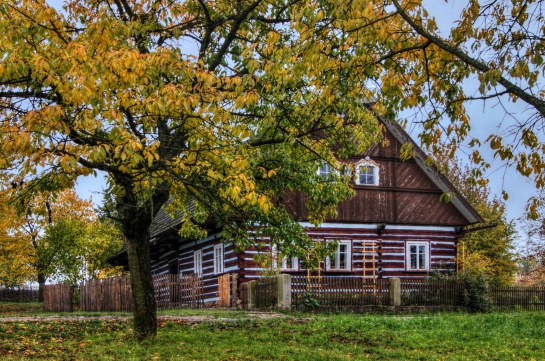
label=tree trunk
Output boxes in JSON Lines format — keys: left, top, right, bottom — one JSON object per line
{"left": 119, "top": 186, "right": 170, "bottom": 340}
{"left": 126, "top": 228, "right": 157, "bottom": 339}
{"left": 37, "top": 270, "right": 46, "bottom": 303}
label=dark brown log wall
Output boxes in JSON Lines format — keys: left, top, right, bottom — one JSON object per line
{"left": 150, "top": 231, "right": 239, "bottom": 302}
{"left": 237, "top": 224, "right": 462, "bottom": 283}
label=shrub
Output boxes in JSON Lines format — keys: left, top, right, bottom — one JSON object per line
{"left": 459, "top": 271, "right": 492, "bottom": 312}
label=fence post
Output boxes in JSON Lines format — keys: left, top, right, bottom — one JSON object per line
{"left": 231, "top": 273, "right": 238, "bottom": 308}
{"left": 277, "top": 274, "right": 292, "bottom": 310}
{"left": 389, "top": 278, "right": 401, "bottom": 306}
{"left": 247, "top": 280, "right": 256, "bottom": 310}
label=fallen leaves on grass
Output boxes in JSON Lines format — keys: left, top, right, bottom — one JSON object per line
{"left": 0, "top": 319, "right": 129, "bottom": 360}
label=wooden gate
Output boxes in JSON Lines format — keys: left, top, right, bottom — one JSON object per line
{"left": 218, "top": 273, "right": 237, "bottom": 307}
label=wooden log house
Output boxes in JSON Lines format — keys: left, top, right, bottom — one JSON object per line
{"left": 109, "top": 119, "right": 484, "bottom": 303}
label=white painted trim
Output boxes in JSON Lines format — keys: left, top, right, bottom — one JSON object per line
{"left": 405, "top": 241, "right": 430, "bottom": 271}
{"left": 213, "top": 244, "right": 224, "bottom": 275}
{"left": 298, "top": 222, "right": 457, "bottom": 232}
{"left": 193, "top": 250, "right": 202, "bottom": 276}
{"left": 325, "top": 240, "right": 352, "bottom": 271}
{"left": 354, "top": 158, "right": 380, "bottom": 186}
{"left": 281, "top": 256, "right": 299, "bottom": 271}
{"left": 317, "top": 162, "right": 338, "bottom": 177}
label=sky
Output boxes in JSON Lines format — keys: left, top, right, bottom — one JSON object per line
{"left": 420, "top": 0, "right": 538, "bottom": 228}
{"left": 62, "top": 0, "right": 538, "bottom": 234}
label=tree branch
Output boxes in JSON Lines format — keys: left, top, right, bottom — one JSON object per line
{"left": 392, "top": 0, "right": 545, "bottom": 119}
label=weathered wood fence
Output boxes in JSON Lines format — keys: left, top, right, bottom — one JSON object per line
{"left": 79, "top": 276, "right": 132, "bottom": 312}
{"left": 44, "top": 284, "right": 73, "bottom": 312}
{"left": 0, "top": 286, "right": 39, "bottom": 302}
{"left": 254, "top": 276, "right": 279, "bottom": 309}
{"left": 45, "top": 274, "right": 204, "bottom": 312}
{"left": 152, "top": 274, "right": 204, "bottom": 310}
{"left": 274, "top": 276, "right": 545, "bottom": 311}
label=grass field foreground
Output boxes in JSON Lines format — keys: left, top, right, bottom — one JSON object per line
{"left": 0, "top": 311, "right": 544, "bottom": 360}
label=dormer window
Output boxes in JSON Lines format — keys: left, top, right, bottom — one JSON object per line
{"left": 355, "top": 157, "right": 379, "bottom": 186}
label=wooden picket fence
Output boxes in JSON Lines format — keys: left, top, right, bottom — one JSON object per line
{"left": 254, "top": 276, "right": 279, "bottom": 309}
{"left": 44, "top": 284, "right": 73, "bottom": 312}
{"left": 152, "top": 274, "right": 204, "bottom": 310}
{"left": 291, "top": 276, "right": 390, "bottom": 309}
{"left": 45, "top": 274, "right": 204, "bottom": 312}
{"left": 79, "top": 276, "right": 132, "bottom": 312}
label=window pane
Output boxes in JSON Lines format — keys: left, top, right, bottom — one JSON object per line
{"left": 409, "top": 245, "right": 417, "bottom": 269}
{"left": 407, "top": 243, "right": 428, "bottom": 271}
{"left": 284, "top": 257, "right": 293, "bottom": 269}
{"left": 410, "top": 253, "right": 417, "bottom": 269}
{"left": 359, "top": 166, "right": 375, "bottom": 185}
{"left": 319, "top": 163, "right": 332, "bottom": 177}
{"left": 339, "top": 244, "right": 347, "bottom": 269}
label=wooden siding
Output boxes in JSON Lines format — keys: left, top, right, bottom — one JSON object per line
{"left": 150, "top": 230, "right": 239, "bottom": 303}
{"left": 280, "top": 124, "right": 473, "bottom": 226}
{"left": 237, "top": 224, "right": 461, "bottom": 283}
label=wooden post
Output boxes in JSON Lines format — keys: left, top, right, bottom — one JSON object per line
{"left": 247, "top": 280, "right": 256, "bottom": 310}
{"left": 191, "top": 274, "right": 197, "bottom": 309}
{"left": 231, "top": 273, "right": 237, "bottom": 308}
{"left": 372, "top": 242, "right": 376, "bottom": 296}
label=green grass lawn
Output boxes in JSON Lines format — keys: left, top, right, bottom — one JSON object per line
{"left": 0, "top": 302, "right": 45, "bottom": 316}
{"left": 0, "top": 309, "right": 544, "bottom": 360}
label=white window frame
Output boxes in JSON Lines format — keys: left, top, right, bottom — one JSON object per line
{"left": 317, "top": 162, "right": 336, "bottom": 177}
{"left": 281, "top": 256, "right": 299, "bottom": 271}
{"left": 326, "top": 240, "right": 352, "bottom": 271}
{"left": 213, "top": 244, "right": 224, "bottom": 274}
{"left": 193, "top": 250, "right": 203, "bottom": 276}
{"left": 405, "top": 241, "right": 430, "bottom": 271}
{"left": 270, "top": 244, "right": 299, "bottom": 271}
{"left": 355, "top": 158, "right": 379, "bottom": 186}
{"left": 271, "top": 244, "right": 279, "bottom": 269}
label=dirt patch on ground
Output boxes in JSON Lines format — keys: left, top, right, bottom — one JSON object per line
{"left": 0, "top": 311, "right": 291, "bottom": 323}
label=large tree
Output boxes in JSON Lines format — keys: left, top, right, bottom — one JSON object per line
{"left": 0, "top": 0, "right": 382, "bottom": 338}
{"left": 3, "top": 0, "right": 543, "bottom": 340}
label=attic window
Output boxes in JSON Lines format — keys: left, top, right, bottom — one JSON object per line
{"left": 318, "top": 162, "right": 336, "bottom": 177}
{"left": 355, "top": 157, "right": 379, "bottom": 186}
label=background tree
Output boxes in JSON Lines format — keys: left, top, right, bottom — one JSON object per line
{"left": 0, "top": 185, "right": 121, "bottom": 298}
{"left": 435, "top": 156, "right": 517, "bottom": 285}
{"left": 517, "top": 189, "right": 545, "bottom": 284}
{"left": 0, "top": 183, "right": 34, "bottom": 286}
{"left": 41, "top": 217, "right": 124, "bottom": 285}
